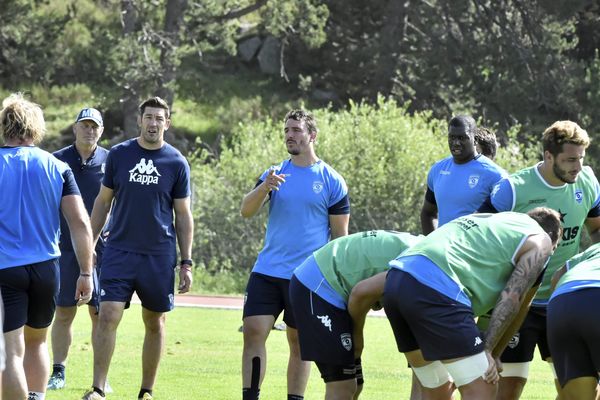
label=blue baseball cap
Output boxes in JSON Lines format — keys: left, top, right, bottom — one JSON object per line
{"left": 75, "top": 107, "right": 103, "bottom": 126}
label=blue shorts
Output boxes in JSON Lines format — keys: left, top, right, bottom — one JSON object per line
{"left": 548, "top": 288, "right": 600, "bottom": 387}
{"left": 383, "top": 269, "right": 484, "bottom": 361}
{"left": 99, "top": 247, "right": 176, "bottom": 313}
{"left": 289, "top": 275, "right": 355, "bottom": 368}
{"left": 0, "top": 259, "right": 60, "bottom": 332}
{"left": 57, "top": 250, "right": 101, "bottom": 308}
{"left": 243, "top": 272, "right": 296, "bottom": 328}
{"left": 499, "top": 305, "right": 549, "bottom": 363}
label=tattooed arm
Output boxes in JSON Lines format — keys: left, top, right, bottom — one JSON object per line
{"left": 485, "top": 233, "right": 554, "bottom": 355}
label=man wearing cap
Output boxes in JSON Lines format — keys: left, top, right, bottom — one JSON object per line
{"left": 46, "top": 108, "right": 109, "bottom": 391}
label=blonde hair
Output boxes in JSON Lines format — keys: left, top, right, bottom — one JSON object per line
{"left": 0, "top": 93, "right": 46, "bottom": 144}
{"left": 542, "top": 120, "right": 589, "bottom": 156}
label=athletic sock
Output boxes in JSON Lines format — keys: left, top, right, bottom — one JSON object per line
{"left": 138, "top": 388, "right": 153, "bottom": 399}
{"left": 28, "top": 392, "right": 45, "bottom": 400}
{"left": 288, "top": 395, "right": 304, "bottom": 400}
{"left": 242, "top": 387, "right": 260, "bottom": 400}
{"left": 52, "top": 363, "right": 65, "bottom": 375}
{"left": 92, "top": 386, "right": 105, "bottom": 397}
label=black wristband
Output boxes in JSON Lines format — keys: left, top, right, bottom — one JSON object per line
{"left": 180, "top": 259, "right": 193, "bottom": 267}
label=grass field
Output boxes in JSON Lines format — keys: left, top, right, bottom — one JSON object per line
{"left": 45, "top": 305, "right": 555, "bottom": 399}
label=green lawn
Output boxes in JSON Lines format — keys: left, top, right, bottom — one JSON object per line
{"left": 45, "top": 305, "right": 556, "bottom": 399}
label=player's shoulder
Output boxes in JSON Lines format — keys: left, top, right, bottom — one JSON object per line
{"left": 429, "top": 155, "right": 453, "bottom": 172}
{"left": 316, "top": 160, "right": 347, "bottom": 183}
{"left": 109, "top": 138, "right": 137, "bottom": 154}
{"left": 52, "top": 144, "right": 74, "bottom": 160}
{"left": 474, "top": 155, "right": 507, "bottom": 176}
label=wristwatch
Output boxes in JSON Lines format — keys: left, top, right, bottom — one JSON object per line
{"left": 180, "top": 259, "right": 193, "bottom": 267}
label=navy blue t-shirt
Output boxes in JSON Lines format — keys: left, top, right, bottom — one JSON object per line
{"left": 102, "top": 139, "right": 190, "bottom": 255}
{"left": 54, "top": 144, "right": 109, "bottom": 251}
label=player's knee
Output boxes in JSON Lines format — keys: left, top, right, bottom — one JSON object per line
{"left": 242, "top": 320, "right": 271, "bottom": 343}
{"left": 412, "top": 360, "right": 452, "bottom": 389}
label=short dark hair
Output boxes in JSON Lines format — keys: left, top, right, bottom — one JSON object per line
{"left": 527, "top": 207, "right": 563, "bottom": 246}
{"left": 139, "top": 96, "right": 170, "bottom": 118}
{"left": 284, "top": 109, "right": 317, "bottom": 134}
{"left": 475, "top": 127, "right": 498, "bottom": 159}
{"left": 542, "top": 120, "right": 589, "bottom": 156}
{"left": 448, "top": 115, "right": 477, "bottom": 135}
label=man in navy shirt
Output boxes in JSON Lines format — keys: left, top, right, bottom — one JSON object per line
{"left": 240, "top": 109, "right": 350, "bottom": 400}
{"left": 82, "top": 97, "right": 193, "bottom": 400}
{"left": 0, "top": 93, "right": 94, "bottom": 400}
{"left": 47, "top": 108, "right": 109, "bottom": 392}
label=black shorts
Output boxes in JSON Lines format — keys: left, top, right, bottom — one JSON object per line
{"left": 57, "top": 250, "right": 100, "bottom": 308}
{"left": 548, "top": 289, "right": 600, "bottom": 387}
{"left": 383, "top": 269, "right": 484, "bottom": 361}
{"left": 0, "top": 259, "right": 59, "bottom": 332}
{"left": 499, "top": 305, "right": 550, "bottom": 363}
{"left": 289, "top": 276, "right": 355, "bottom": 367}
{"left": 243, "top": 272, "right": 296, "bottom": 328}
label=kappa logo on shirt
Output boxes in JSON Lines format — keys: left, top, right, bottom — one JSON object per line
{"left": 129, "top": 158, "right": 161, "bottom": 185}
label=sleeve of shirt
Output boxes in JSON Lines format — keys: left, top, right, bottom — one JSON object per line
{"left": 173, "top": 159, "right": 191, "bottom": 199}
{"left": 425, "top": 188, "right": 436, "bottom": 205}
{"left": 327, "top": 171, "right": 349, "bottom": 210}
{"left": 102, "top": 151, "right": 115, "bottom": 189}
{"left": 587, "top": 173, "right": 600, "bottom": 218}
{"left": 62, "top": 169, "right": 81, "bottom": 197}
{"left": 489, "top": 178, "right": 514, "bottom": 212}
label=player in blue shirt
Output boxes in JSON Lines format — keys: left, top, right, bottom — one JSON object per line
{"left": 420, "top": 116, "right": 506, "bottom": 234}
{"left": 47, "top": 108, "right": 110, "bottom": 392}
{"left": 0, "top": 93, "right": 94, "bottom": 400}
{"left": 240, "top": 110, "right": 350, "bottom": 400}
{"left": 82, "top": 97, "right": 193, "bottom": 400}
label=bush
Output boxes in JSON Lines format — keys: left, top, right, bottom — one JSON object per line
{"left": 190, "top": 98, "right": 535, "bottom": 281}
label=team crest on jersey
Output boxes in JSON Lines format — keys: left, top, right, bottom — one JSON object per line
{"left": 575, "top": 189, "right": 583, "bottom": 204}
{"left": 129, "top": 158, "right": 161, "bottom": 185}
{"left": 340, "top": 333, "right": 352, "bottom": 351}
{"left": 508, "top": 332, "right": 520, "bottom": 349}
{"left": 101, "top": 163, "right": 105, "bottom": 174}
{"left": 312, "top": 181, "right": 324, "bottom": 194}
{"left": 468, "top": 175, "right": 480, "bottom": 189}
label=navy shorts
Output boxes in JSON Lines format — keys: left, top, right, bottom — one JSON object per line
{"left": 383, "top": 269, "right": 484, "bottom": 361}
{"left": 99, "top": 247, "right": 176, "bottom": 313}
{"left": 57, "top": 250, "right": 100, "bottom": 308}
{"left": 289, "top": 276, "right": 355, "bottom": 372}
{"left": 500, "top": 305, "right": 550, "bottom": 363}
{"left": 243, "top": 272, "right": 296, "bottom": 328}
{"left": 0, "top": 259, "right": 60, "bottom": 332}
{"left": 548, "top": 289, "right": 600, "bottom": 387}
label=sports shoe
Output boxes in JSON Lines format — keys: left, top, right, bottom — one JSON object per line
{"left": 140, "top": 393, "right": 153, "bottom": 400}
{"left": 81, "top": 389, "right": 106, "bottom": 400}
{"left": 47, "top": 370, "right": 66, "bottom": 390}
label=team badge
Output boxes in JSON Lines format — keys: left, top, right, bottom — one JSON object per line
{"left": 101, "top": 163, "right": 105, "bottom": 174}
{"left": 508, "top": 332, "right": 520, "bottom": 349}
{"left": 575, "top": 189, "right": 583, "bottom": 204}
{"left": 312, "top": 181, "right": 324, "bottom": 194}
{"left": 468, "top": 175, "right": 480, "bottom": 189}
{"left": 340, "top": 333, "right": 352, "bottom": 351}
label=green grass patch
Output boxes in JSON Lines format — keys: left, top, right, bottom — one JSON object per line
{"left": 46, "top": 306, "right": 555, "bottom": 399}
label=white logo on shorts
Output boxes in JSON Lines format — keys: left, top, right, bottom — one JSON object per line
{"left": 340, "top": 333, "right": 352, "bottom": 351}
{"left": 100, "top": 289, "right": 105, "bottom": 296}
{"left": 474, "top": 336, "right": 483, "bottom": 346}
{"left": 312, "top": 181, "right": 324, "bottom": 194}
{"left": 317, "top": 315, "right": 332, "bottom": 331}
{"left": 508, "top": 332, "right": 520, "bottom": 349}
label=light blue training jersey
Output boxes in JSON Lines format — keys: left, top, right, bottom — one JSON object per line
{"left": 427, "top": 154, "right": 506, "bottom": 226}
{"left": 252, "top": 159, "right": 349, "bottom": 279}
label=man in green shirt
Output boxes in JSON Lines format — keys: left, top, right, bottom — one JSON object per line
{"left": 383, "top": 208, "right": 562, "bottom": 400}
{"left": 547, "top": 242, "right": 600, "bottom": 399}
{"left": 289, "top": 230, "right": 422, "bottom": 399}
{"left": 478, "top": 120, "right": 600, "bottom": 400}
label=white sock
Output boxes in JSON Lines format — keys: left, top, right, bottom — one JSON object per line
{"left": 28, "top": 392, "right": 46, "bottom": 400}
